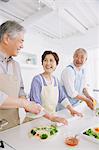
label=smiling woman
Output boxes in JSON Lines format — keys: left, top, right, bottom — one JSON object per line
{"left": 29, "top": 50, "right": 82, "bottom": 124}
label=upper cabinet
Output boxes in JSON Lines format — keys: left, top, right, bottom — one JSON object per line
{"left": 15, "top": 52, "right": 38, "bottom": 68}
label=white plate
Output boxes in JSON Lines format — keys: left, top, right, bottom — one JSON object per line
{"left": 26, "top": 110, "right": 45, "bottom": 119}
{"left": 81, "top": 125, "right": 99, "bottom": 144}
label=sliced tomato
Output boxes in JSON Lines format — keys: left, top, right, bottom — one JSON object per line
{"left": 36, "top": 134, "right": 40, "bottom": 136}
{"left": 94, "top": 127, "right": 99, "bottom": 133}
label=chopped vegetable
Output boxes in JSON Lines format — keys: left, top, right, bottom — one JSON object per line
{"left": 50, "top": 130, "right": 54, "bottom": 135}
{"left": 94, "top": 128, "right": 99, "bottom": 133}
{"left": 31, "top": 129, "right": 36, "bottom": 135}
{"left": 83, "top": 128, "right": 99, "bottom": 139}
{"left": 40, "top": 134, "right": 48, "bottom": 139}
{"left": 30, "top": 125, "right": 58, "bottom": 140}
{"left": 95, "top": 108, "right": 99, "bottom": 116}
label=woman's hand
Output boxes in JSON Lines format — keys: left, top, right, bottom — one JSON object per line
{"left": 50, "top": 116, "right": 68, "bottom": 125}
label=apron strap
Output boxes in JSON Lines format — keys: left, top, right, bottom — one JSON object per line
{"left": 67, "top": 65, "right": 76, "bottom": 75}
{"left": 39, "top": 74, "right": 46, "bottom": 86}
{"left": 54, "top": 77, "right": 58, "bottom": 87}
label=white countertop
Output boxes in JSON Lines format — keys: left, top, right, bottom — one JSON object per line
{"left": 0, "top": 103, "right": 99, "bottom": 150}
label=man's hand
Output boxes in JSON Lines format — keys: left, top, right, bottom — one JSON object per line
{"left": 88, "top": 96, "right": 96, "bottom": 107}
{"left": 67, "top": 105, "right": 83, "bottom": 117}
{"left": 85, "top": 98, "right": 94, "bottom": 110}
{"left": 24, "top": 101, "right": 42, "bottom": 114}
{"left": 70, "top": 109, "right": 83, "bottom": 117}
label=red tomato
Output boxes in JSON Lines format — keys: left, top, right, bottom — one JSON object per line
{"left": 94, "top": 128, "right": 99, "bottom": 133}
{"left": 36, "top": 134, "right": 40, "bottom": 136}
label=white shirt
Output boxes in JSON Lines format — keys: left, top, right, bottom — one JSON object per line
{"left": 61, "top": 63, "right": 86, "bottom": 98}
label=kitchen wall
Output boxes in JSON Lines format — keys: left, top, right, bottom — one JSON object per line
{"left": 17, "top": 26, "right": 99, "bottom": 98}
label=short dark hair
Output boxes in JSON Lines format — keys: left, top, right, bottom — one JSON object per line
{"left": 41, "top": 50, "right": 59, "bottom": 65}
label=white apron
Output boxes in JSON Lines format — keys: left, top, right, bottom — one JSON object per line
{"left": 40, "top": 76, "right": 59, "bottom": 114}
{"left": 0, "top": 74, "right": 20, "bottom": 131}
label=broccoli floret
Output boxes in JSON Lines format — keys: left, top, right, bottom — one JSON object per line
{"left": 88, "top": 129, "right": 92, "bottom": 133}
{"left": 40, "top": 134, "right": 48, "bottom": 139}
{"left": 53, "top": 128, "right": 58, "bottom": 133}
{"left": 37, "top": 128, "right": 40, "bottom": 130}
{"left": 50, "top": 130, "right": 54, "bottom": 135}
{"left": 50, "top": 128, "right": 58, "bottom": 135}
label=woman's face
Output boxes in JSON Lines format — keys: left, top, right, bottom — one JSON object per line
{"left": 73, "top": 50, "right": 87, "bottom": 68}
{"left": 42, "top": 54, "right": 57, "bottom": 74}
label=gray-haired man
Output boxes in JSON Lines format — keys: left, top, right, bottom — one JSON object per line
{"left": 0, "top": 20, "right": 41, "bottom": 131}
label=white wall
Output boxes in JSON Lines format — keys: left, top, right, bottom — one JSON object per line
{"left": 19, "top": 30, "right": 71, "bottom": 94}
{"left": 17, "top": 26, "right": 99, "bottom": 96}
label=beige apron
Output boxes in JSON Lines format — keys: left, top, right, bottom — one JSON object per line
{"left": 0, "top": 74, "right": 20, "bottom": 131}
{"left": 40, "top": 76, "right": 59, "bottom": 114}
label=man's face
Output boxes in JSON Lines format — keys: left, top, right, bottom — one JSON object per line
{"left": 73, "top": 50, "right": 87, "bottom": 68}
{"left": 5, "top": 32, "right": 24, "bottom": 56}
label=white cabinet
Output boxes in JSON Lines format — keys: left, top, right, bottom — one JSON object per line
{"left": 15, "top": 52, "right": 38, "bottom": 68}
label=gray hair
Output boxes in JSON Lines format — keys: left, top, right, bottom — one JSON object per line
{"left": 74, "top": 48, "right": 87, "bottom": 56}
{"left": 0, "top": 20, "right": 25, "bottom": 42}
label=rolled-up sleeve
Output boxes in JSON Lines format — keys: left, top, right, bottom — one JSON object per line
{"left": 61, "top": 68, "right": 78, "bottom": 98}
